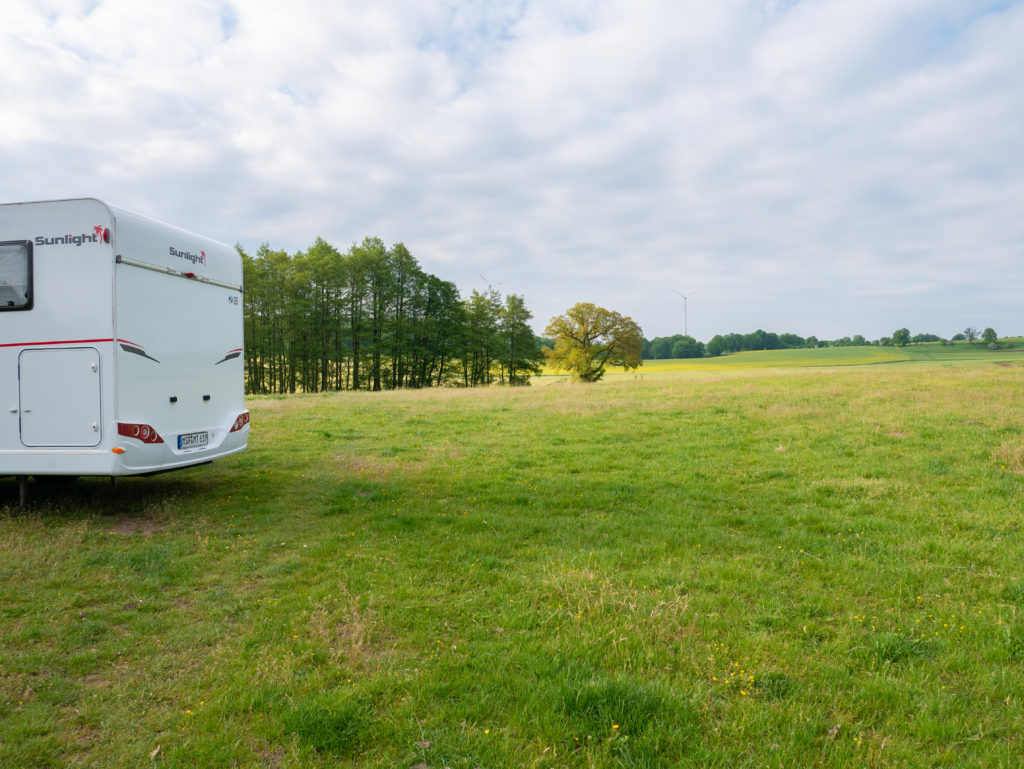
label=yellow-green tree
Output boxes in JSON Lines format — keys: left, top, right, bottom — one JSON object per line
{"left": 544, "top": 302, "right": 643, "bottom": 382}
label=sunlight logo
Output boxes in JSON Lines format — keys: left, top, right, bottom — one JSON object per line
{"left": 34, "top": 225, "right": 106, "bottom": 247}
{"left": 170, "top": 246, "right": 206, "bottom": 265}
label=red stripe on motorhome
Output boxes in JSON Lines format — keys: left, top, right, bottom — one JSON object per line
{"left": 0, "top": 338, "right": 115, "bottom": 349}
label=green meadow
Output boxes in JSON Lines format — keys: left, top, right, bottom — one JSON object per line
{"left": 591, "top": 339, "right": 1024, "bottom": 376}
{"left": 3, "top": 344, "right": 1024, "bottom": 767}
{"left": 635, "top": 345, "right": 911, "bottom": 371}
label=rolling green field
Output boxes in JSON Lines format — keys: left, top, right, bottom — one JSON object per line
{"left": 588, "top": 339, "right": 1024, "bottom": 376}
{"left": 635, "top": 346, "right": 911, "bottom": 371}
{"left": 3, "top": 350, "right": 1024, "bottom": 767}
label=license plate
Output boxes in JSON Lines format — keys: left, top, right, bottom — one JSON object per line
{"left": 178, "top": 431, "right": 209, "bottom": 450}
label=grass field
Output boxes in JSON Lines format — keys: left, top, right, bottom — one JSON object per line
{"left": 3, "top": 349, "right": 1024, "bottom": 767}
{"left": 570, "top": 339, "right": 1024, "bottom": 377}
{"left": 634, "top": 346, "right": 912, "bottom": 371}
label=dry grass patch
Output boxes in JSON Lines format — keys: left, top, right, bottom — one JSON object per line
{"left": 108, "top": 516, "right": 164, "bottom": 536}
{"left": 993, "top": 442, "right": 1024, "bottom": 474}
{"left": 544, "top": 566, "right": 691, "bottom": 628}
{"left": 333, "top": 442, "right": 463, "bottom": 482}
{"left": 542, "top": 390, "right": 631, "bottom": 417}
{"left": 0, "top": 672, "right": 33, "bottom": 705}
{"left": 82, "top": 673, "right": 111, "bottom": 689}
{"left": 308, "top": 584, "right": 381, "bottom": 667}
{"left": 332, "top": 453, "right": 401, "bottom": 482}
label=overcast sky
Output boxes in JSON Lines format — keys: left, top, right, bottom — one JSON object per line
{"left": 3, "top": 0, "right": 1021, "bottom": 340}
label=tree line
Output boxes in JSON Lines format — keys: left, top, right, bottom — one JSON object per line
{"left": 240, "top": 237, "right": 542, "bottom": 394}
{"left": 644, "top": 327, "right": 1005, "bottom": 358}
{"left": 644, "top": 330, "right": 807, "bottom": 358}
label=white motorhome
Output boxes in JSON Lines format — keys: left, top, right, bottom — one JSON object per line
{"left": 1, "top": 198, "right": 249, "bottom": 492}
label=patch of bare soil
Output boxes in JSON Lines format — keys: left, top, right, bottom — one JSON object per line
{"left": 109, "top": 516, "right": 163, "bottom": 535}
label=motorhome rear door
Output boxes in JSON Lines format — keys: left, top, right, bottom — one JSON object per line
{"left": 18, "top": 347, "right": 102, "bottom": 447}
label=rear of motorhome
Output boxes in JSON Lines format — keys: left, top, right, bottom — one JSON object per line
{"left": 1, "top": 198, "right": 248, "bottom": 485}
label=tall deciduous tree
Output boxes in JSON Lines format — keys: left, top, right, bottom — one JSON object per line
{"left": 892, "top": 328, "right": 911, "bottom": 347}
{"left": 498, "top": 293, "right": 544, "bottom": 385}
{"left": 963, "top": 326, "right": 979, "bottom": 344}
{"left": 982, "top": 327, "right": 997, "bottom": 345}
{"left": 543, "top": 303, "right": 643, "bottom": 382}
{"left": 461, "top": 289, "right": 503, "bottom": 386}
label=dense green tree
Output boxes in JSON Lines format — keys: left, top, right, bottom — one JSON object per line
{"left": 387, "top": 242, "right": 422, "bottom": 389}
{"left": 544, "top": 303, "right": 643, "bottom": 382}
{"left": 302, "top": 238, "right": 347, "bottom": 392}
{"left": 461, "top": 289, "right": 504, "bottom": 386}
{"left": 240, "top": 244, "right": 294, "bottom": 394}
{"left": 744, "top": 329, "right": 779, "bottom": 350}
{"left": 721, "top": 333, "right": 743, "bottom": 353}
{"left": 498, "top": 294, "right": 544, "bottom": 385}
{"left": 410, "top": 275, "right": 464, "bottom": 388}
{"left": 982, "top": 327, "right": 998, "bottom": 345}
{"left": 649, "top": 336, "right": 674, "bottom": 359}
{"left": 670, "top": 336, "right": 704, "bottom": 359}
{"left": 705, "top": 330, "right": 812, "bottom": 356}
{"left": 645, "top": 334, "right": 704, "bottom": 359}
{"left": 892, "top": 328, "right": 911, "bottom": 347}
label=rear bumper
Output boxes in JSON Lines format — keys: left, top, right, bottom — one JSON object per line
{"left": 0, "top": 421, "right": 249, "bottom": 477}
{"left": 113, "top": 422, "right": 249, "bottom": 475}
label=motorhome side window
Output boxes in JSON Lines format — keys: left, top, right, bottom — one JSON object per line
{"left": 0, "top": 241, "right": 32, "bottom": 310}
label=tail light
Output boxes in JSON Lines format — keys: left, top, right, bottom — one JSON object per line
{"left": 230, "top": 411, "right": 250, "bottom": 432}
{"left": 117, "top": 422, "right": 164, "bottom": 444}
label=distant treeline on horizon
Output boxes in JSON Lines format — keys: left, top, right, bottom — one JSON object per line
{"left": 643, "top": 331, "right": 953, "bottom": 359}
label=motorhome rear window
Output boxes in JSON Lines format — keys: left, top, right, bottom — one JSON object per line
{"left": 0, "top": 240, "right": 32, "bottom": 311}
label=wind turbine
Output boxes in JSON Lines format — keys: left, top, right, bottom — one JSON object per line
{"left": 674, "top": 290, "right": 698, "bottom": 337}
{"left": 479, "top": 273, "right": 505, "bottom": 294}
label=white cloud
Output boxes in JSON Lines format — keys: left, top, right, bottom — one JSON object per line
{"left": 1, "top": 0, "right": 1022, "bottom": 339}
